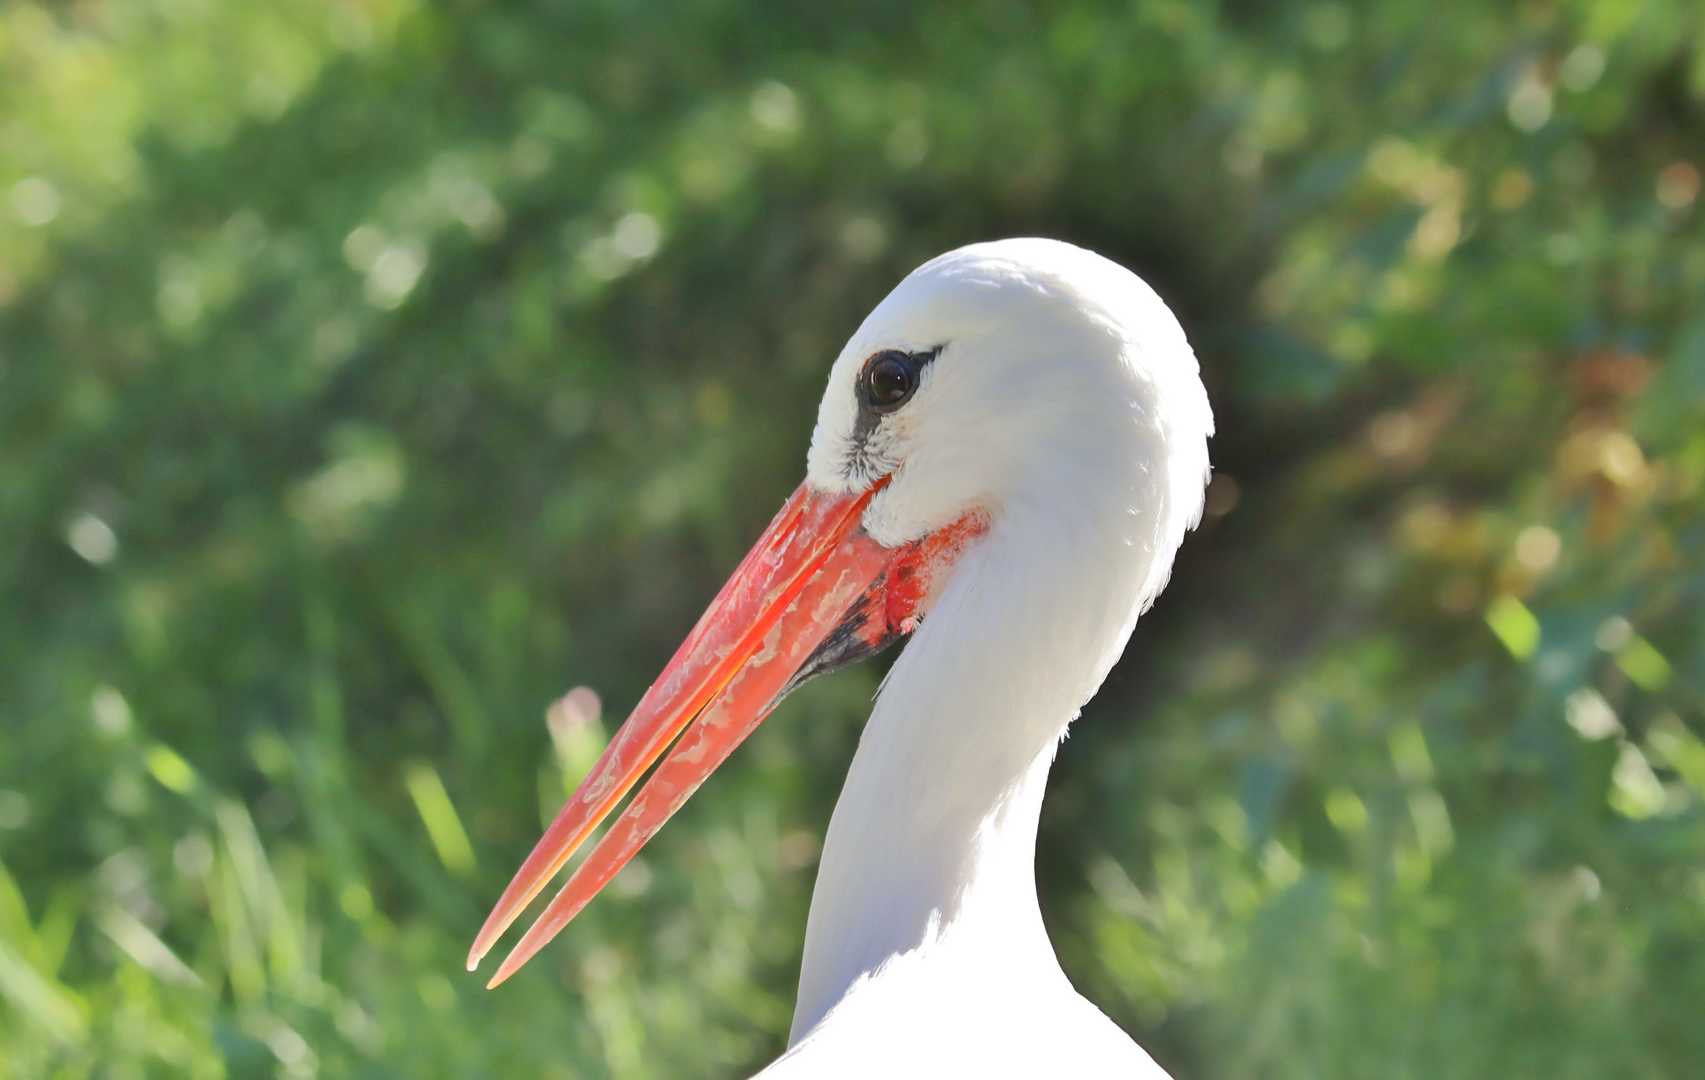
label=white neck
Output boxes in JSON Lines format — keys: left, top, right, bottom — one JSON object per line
{"left": 789, "top": 480, "right": 1163, "bottom": 1044}
{"left": 783, "top": 240, "right": 1215, "bottom": 1054}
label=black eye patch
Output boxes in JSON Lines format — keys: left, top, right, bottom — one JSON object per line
{"left": 843, "top": 346, "right": 942, "bottom": 482}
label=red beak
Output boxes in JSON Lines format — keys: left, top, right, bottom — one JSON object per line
{"left": 469, "top": 479, "right": 983, "bottom": 987}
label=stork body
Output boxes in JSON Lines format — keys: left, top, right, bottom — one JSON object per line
{"left": 471, "top": 239, "right": 1212, "bottom": 1078}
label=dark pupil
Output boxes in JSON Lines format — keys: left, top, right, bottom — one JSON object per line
{"left": 867, "top": 355, "right": 915, "bottom": 406}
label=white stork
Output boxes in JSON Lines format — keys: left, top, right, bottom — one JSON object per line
{"left": 468, "top": 238, "right": 1213, "bottom": 1077}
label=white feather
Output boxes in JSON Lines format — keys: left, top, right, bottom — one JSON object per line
{"left": 764, "top": 238, "right": 1212, "bottom": 1078}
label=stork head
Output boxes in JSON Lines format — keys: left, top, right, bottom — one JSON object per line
{"left": 469, "top": 239, "right": 1212, "bottom": 986}
{"left": 809, "top": 238, "right": 1212, "bottom": 555}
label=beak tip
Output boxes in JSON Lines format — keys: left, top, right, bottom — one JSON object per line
{"left": 487, "top": 949, "right": 527, "bottom": 990}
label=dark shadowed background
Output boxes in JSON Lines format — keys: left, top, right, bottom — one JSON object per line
{"left": 3, "top": 1, "right": 1704, "bottom": 1077}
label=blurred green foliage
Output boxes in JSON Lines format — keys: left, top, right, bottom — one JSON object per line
{"left": 2, "top": 0, "right": 1704, "bottom": 1077}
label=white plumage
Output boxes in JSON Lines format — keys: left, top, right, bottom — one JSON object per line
{"left": 769, "top": 239, "right": 1212, "bottom": 1076}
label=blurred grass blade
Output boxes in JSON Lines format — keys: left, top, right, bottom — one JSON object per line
{"left": 1615, "top": 636, "right": 1672, "bottom": 692}
{"left": 212, "top": 799, "right": 303, "bottom": 995}
{"left": 95, "top": 906, "right": 202, "bottom": 988}
{"left": 0, "top": 935, "right": 86, "bottom": 1044}
{"left": 0, "top": 854, "right": 43, "bottom": 969}
{"left": 404, "top": 760, "right": 477, "bottom": 878}
{"left": 35, "top": 885, "right": 82, "bottom": 979}
{"left": 1647, "top": 716, "right": 1705, "bottom": 793}
{"left": 209, "top": 841, "right": 266, "bottom": 1005}
{"left": 145, "top": 743, "right": 200, "bottom": 796}
{"left": 1485, "top": 595, "right": 1539, "bottom": 659}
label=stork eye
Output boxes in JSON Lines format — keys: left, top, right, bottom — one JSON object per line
{"left": 862, "top": 352, "right": 920, "bottom": 413}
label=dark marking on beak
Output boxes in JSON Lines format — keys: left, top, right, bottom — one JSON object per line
{"left": 776, "top": 579, "right": 903, "bottom": 701}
